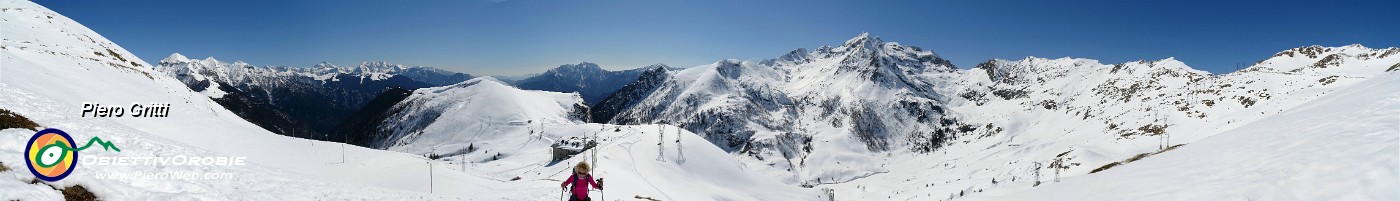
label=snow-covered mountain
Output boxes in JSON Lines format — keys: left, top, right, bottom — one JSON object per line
{"left": 153, "top": 55, "right": 472, "bottom": 140}
{"left": 602, "top": 33, "right": 969, "bottom": 185}
{"left": 6, "top": 0, "right": 1395, "bottom": 199}
{"left": 4, "top": 2, "right": 811, "bottom": 200}
{"left": 590, "top": 66, "right": 674, "bottom": 124}
{"left": 320, "top": 76, "right": 824, "bottom": 200}
{"left": 512, "top": 62, "right": 671, "bottom": 106}
{"left": 0, "top": 1, "right": 484, "bottom": 199}
{"left": 344, "top": 77, "right": 590, "bottom": 149}
{"left": 387, "top": 63, "right": 477, "bottom": 86}
{"left": 859, "top": 43, "right": 1400, "bottom": 199}
{"left": 592, "top": 32, "right": 1400, "bottom": 199}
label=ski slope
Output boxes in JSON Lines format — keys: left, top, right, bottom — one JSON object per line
{"left": 974, "top": 72, "right": 1400, "bottom": 200}
{"left": 810, "top": 52, "right": 1398, "bottom": 200}
{"left": 372, "top": 77, "right": 822, "bottom": 200}
{"left": 596, "top": 32, "right": 1398, "bottom": 200}
{"left": 379, "top": 77, "right": 585, "bottom": 151}
{"left": 432, "top": 123, "right": 823, "bottom": 200}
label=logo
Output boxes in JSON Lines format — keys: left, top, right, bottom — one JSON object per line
{"left": 24, "top": 128, "right": 120, "bottom": 182}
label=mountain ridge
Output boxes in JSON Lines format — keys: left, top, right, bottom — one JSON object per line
{"left": 593, "top": 33, "right": 1400, "bottom": 189}
{"left": 513, "top": 62, "right": 671, "bottom": 105}
{"left": 152, "top": 54, "right": 474, "bottom": 139}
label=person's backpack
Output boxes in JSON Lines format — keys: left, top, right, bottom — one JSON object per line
{"left": 569, "top": 174, "right": 579, "bottom": 189}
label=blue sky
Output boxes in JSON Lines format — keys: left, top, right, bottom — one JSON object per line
{"left": 34, "top": 0, "right": 1399, "bottom": 76}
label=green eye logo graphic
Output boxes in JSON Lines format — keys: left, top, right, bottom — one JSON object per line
{"left": 25, "top": 128, "right": 120, "bottom": 182}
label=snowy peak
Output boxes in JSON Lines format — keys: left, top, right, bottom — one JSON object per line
{"left": 1247, "top": 44, "right": 1400, "bottom": 74}
{"left": 1273, "top": 44, "right": 1374, "bottom": 59}
{"left": 988, "top": 56, "right": 1101, "bottom": 68}
{"left": 351, "top": 61, "right": 414, "bottom": 80}
{"left": 161, "top": 52, "right": 192, "bottom": 64}
{"left": 153, "top": 53, "right": 205, "bottom": 86}
{"left": 826, "top": 33, "right": 955, "bottom": 73}
{"left": 199, "top": 56, "right": 223, "bottom": 68}
{"left": 552, "top": 62, "right": 603, "bottom": 71}
{"left": 829, "top": 32, "right": 886, "bottom": 56}
{"left": 1108, "top": 57, "right": 1206, "bottom": 76}
{"left": 541, "top": 62, "right": 608, "bottom": 79}
{"left": 356, "top": 61, "right": 408, "bottom": 72}
{"left": 974, "top": 57, "right": 1104, "bottom": 83}
{"left": 640, "top": 63, "right": 672, "bottom": 76}
{"left": 973, "top": 56, "right": 1209, "bottom": 91}
{"left": 604, "top": 33, "right": 969, "bottom": 178}
{"left": 839, "top": 32, "right": 883, "bottom": 51}
{"left": 154, "top": 56, "right": 470, "bottom": 84}
{"left": 313, "top": 61, "right": 338, "bottom": 70}
{"left": 773, "top": 48, "right": 810, "bottom": 63}
{"left": 642, "top": 63, "right": 677, "bottom": 71}
{"left": 231, "top": 60, "right": 253, "bottom": 68}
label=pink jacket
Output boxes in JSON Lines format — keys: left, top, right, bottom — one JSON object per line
{"left": 561, "top": 174, "right": 601, "bottom": 199}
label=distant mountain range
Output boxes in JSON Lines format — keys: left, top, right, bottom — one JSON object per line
{"left": 149, "top": 31, "right": 1400, "bottom": 200}
{"left": 159, "top": 33, "right": 1400, "bottom": 184}
{"left": 511, "top": 62, "right": 674, "bottom": 106}
{"left": 151, "top": 53, "right": 677, "bottom": 146}
{"left": 311, "top": 33, "right": 1399, "bottom": 199}
{"left": 155, "top": 34, "right": 1400, "bottom": 189}
{"left": 15, "top": 0, "right": 1398, "bottom": 199}
{"left": 507, "top": 33, "right": 1400, "bottom": 188}
{"left": 153, "top": 54, "right": 473, "bottom": 140}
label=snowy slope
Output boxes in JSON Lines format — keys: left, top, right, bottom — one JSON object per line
{"left": 377, "top": 77, "right": 588, "bottom": 150}
{"left": 973, "top": 72, "right": 1400, "bottom": 201}
{"left": 591, "top": 32, "right": 1399, "bottom": 200}
{"left": 606, "top": 33, "right": 966, "bottom": 186}
{"left": 527, "top": 124, "right": 824, "bottom": 201}
{"left": 0, "top": 1, "right": 483, "bottom": 199}
{"left": 807, "top": 44, "right": 1398, "bottom": 200}
{"left": 395, "top": 123, "right": 825, "bottom": 200}
{"left": 811, "top": 51, "right": 1397, "bottom": 200}
{"left": 354, "top": 77, "right": 822, "bottom": 200}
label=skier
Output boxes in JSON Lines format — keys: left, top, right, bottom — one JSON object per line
{"left": 560, "top": 161, "right": 603, "bottom": 201}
